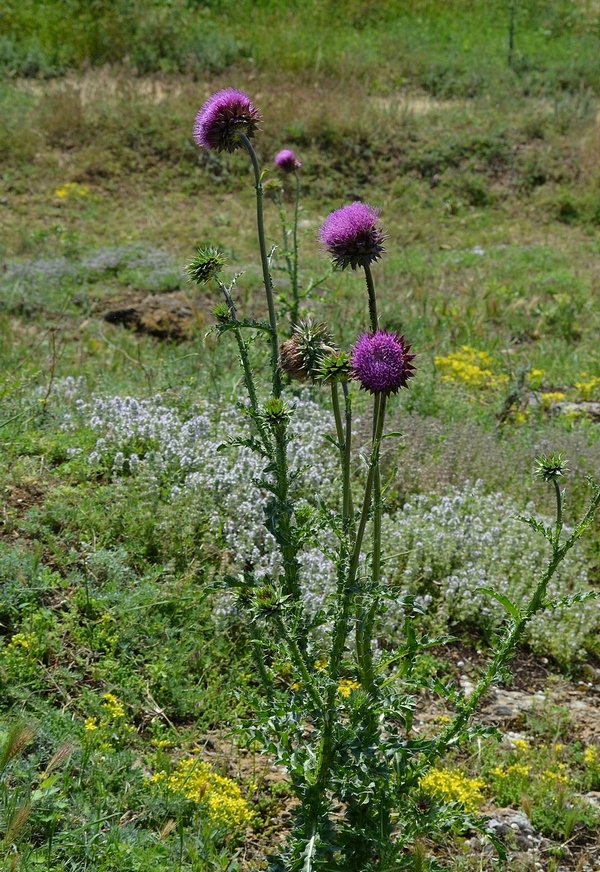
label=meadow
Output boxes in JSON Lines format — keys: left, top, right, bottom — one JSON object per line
{"left": 3, "top": 1, "right": 600, "bottom": 869}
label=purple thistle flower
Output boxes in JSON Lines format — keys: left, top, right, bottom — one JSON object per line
{"left": 193, "top": 89, "right": 261, "bottom": 154}
{"left": 274, "top": 149, "right": 302, "bottom": 172}
{"left": 319, "top": 202, "right": 386, "bottom": 270}
{"left": 351, "top": 331, "right": 416, "bottom": 396}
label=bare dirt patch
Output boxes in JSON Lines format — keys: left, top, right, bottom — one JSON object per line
{"left": 103, "top": 291, "right": 203, "bottom": 340}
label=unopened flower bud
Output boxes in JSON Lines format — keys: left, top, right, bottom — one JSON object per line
{"left": 274, "top": 149, "right": 302, "bottom": 172}
{"left": 187, "top": 245, "right": 227, "bottom": 285}
{"left": 317, "top": 351, "right": 353, "bottom": 384}
{"left": 278, "top": 336, "right": 307, "bottom": 382}
{"left": 263, "top": 397, "right": 290, "bottom": 426}
{"left": 279, "top": 320, "right": 337, "bottom": 382}
{"left": 533, "top": 453, "right": 568, "bottom": 482}
{"left": 213, "top": 303, "right": 230, "bottom": 323}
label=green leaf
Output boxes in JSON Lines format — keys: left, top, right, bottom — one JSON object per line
{"left": 477, "top": 588, "right": 521, "bottom": 620}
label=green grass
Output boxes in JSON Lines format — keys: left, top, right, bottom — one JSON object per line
{"left": 3, "top": 0, "right": 600, "bottom": 99}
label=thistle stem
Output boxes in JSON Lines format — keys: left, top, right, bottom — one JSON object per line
{"left": 343, "top": 381, "right": 354, "bottom": 529}
{"left": 311, "top": 393, "right": 387, "bottom": 827}
{"left": 372, "top": 405, "right": 382, "bottom": 588}
{"left": 240, "top": 133, "right": 281, "bottom": 397}
{"left": 554, "top": 478, "right": 563, "bottom": 545}
{"left": 217, "top": 281, "right": 271, "bottom": 455}
{"left": 332, "top": 382, "right": 353, "bottom": 530}
{"left": 291, "top": 170, "right": 300, "bottom": 328}
{"left": 271, "top": 420, "right": 301, "bottom": 603}
{"left": 347, "top": 394, "right": 387, "bottom": 596}
{"left": 364, "top": 263, "right": 379, "bottom": 334}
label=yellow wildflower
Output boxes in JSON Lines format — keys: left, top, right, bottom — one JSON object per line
{"left": 84, "top": 718, "right": 98, "bottom": 732}
{"left": 575, "top": 375, "right": 600, "bottom": 401}
{"left": 513, "top": 739, "right": 529, "bottom": 753}
{"left": 490, "top": 766, "right": 506, "bottom": 778}
{"left": 540, "top": 392, "right": 566, "bottom": 410}
{"left": 54, "top": 182, "right": 90, "bottom": 200}
{"left": 7, "top": 633, "right": 35, "bottom": 651}
{"left": 338, "top": 679, "right": 361, "bottom": 698}
{"left": 434, "top": 346, "right": 508, "bottom": 392}
{"left": 553, "top": 743, "right": 565, "bottom": 754}
{"left": 527, "top": 369, "right": 545, "bottom": 389}
{"left": 314, "top": 657, "right": 328, "bottom": 671}
{"left": 506, "top": 764, "right": 530, "bottom": 777}
{"left": 419, "top": 768, "right": 485, "bottom": 812}
{"left": 542, "top": 769, "right": 568, "bottom": 785}
{"left": 101, "top": 693, "right": 125, "bottom": 720}
{"left": 162, "top": 757, "right": 252, "bottom": 831}
{"left": 151, "top": 771, "right": 168, "bottom": 783}
{"left": 584, "top": 746, "right": 598, "bottom": 766}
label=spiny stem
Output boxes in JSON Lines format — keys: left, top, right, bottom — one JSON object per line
{"left": 331, "top": 381, "right": 353, "bottom": 530}
{"left": 343, "top": 381, "right": 354, "bottom": 529}
{"left": 271, "top": 421, "right": 301, "bottom": 603}
{"left": 372, "top": 404, "right": 382, "bottom": 588}
{"left": 240, "top": 133, "right": 281, "bottom": 397}
{"left": 331, "top": 382, "right": 345, "bottom": 453}
{"left": 553, "top": 478, "right": 563, "bottom": 545}
{"left": 364, "top": 264, "right": 379, "bottom": 334}
{"left": 291, "top": 170, "right": 300, "bottom": 328}
{"left": 217, "top": 281, "right": 271, "bottom": 455}
{"left": 347, "top": 394, "right": 387, "bottom": 589}
{"left": 312, "top": 397, "right": 387, "bottom": 819}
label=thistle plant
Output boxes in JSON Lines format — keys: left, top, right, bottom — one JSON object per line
{"left": 190, "top": 89, "right": 600, "bottom": 871}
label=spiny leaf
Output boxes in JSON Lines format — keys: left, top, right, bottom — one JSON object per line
{"left": 477, "top": 588, "right": 521, "bottom": 621}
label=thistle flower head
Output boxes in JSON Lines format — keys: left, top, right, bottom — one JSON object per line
{"left": 533, "top": 453, "right": 568, "bottom": 483}
{"left": 319, "top": 202, "right": 386, "bottom": 270}
{"left": 193, "top": 89, "right": 260, "bottom": 153}
{"left": 317, "top": 351, "right": 352, "bottom": 385}
{"left": 278, "top": 320, "right": 336, "bottom": 382}
{"left": 351, "top": 331, "right": 416, "bottom": 395}
{"left": 274, "top": 149, "right": 302, "bottom": 172}
{"left": 187, "top": 245, "right": 227, "bottom": 285}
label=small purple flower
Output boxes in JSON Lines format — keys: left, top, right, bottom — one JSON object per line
{"left": 319, "top": 202, "right": 386, "bottom": 270}
{"left": 351, "top": 331, "right": 416, "bottom": 395}
{"left": 193, "top": 89, "right": 261, "bottom": 153}
{"left": 274, "top": 149, "right": 302, "bottom": 172}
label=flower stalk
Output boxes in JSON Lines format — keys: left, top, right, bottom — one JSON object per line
{"left": 240, "top": 132, "right": 282, "bottom": 397}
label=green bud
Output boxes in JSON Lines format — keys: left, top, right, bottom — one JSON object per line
{"left": 254, "top": 584, "right": 284, "bottom": 617}
{"left": 213, "top": 303, "right": 231, "bottom": 323}
{"left": 317, "top": 351, "right": 352, "bottom": 384}
{"left": 533, "top": 453, "right": 568, "bottom": 482}
{"left": 263, "top": 397, "right": 290, "bottom": 426}
{"left": 187, "top": 245, "right": 227, "bottom": 285}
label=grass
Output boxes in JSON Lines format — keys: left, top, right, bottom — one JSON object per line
{"left": 4, "top": 0, "right": 600, "bottom": 97}
{"left": 2, "top": 1, "right": 600, "bottom": 867}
